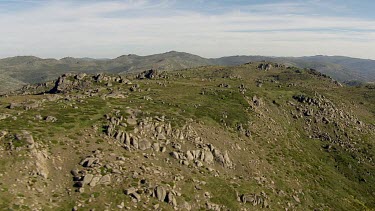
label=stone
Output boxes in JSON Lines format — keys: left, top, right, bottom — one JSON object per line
{"left": 223, "top": 151, "right": 233, "bottom": 167}
{"left": 157, "top": 133, "right": 166, "bottom": 140}
{"left": 192, "top": 150, "right": 201, "bottom": 160}
{"left": 182, "top": 160, "right": 189, "bottom": 166}
{"left": 82, "top": 174, "right": 94, "bottom": 185}
{"left": 152, "top": 142, "right": 160, "bottom": 151}
{"left": 89, "top": 176, "right": 101, "bottom": 187}
{"left": 138, "top": 139, "right": 151, "bottom": 150}
{"left": 131, "top": 137, "right": 139, "bottom": 149}
{"left": 80, "top": 157, "right": 99, "bottom": 167}
{"left": 293, "top": 195, "right": 301, "bottom": 203}
{"left": 156, "top": 126, "right": 163, "bottom": 133}
{"left": 131, "top": 192, "right": 141, "bottom": 202}
{"left": 0, "top": 114, "right": 11, "bottom": 120}
{"left": 124, "top": 132, "right": 131, "bottom": 146}
{"left": 75, "top": 73, "right": 87, "bottom": 80}
{"left": 124, "top": 187, "right": 137, "bottom": 195}
{"left": 8, "top": 103, "right": 20, "bottom": 109}
{"left": 117, "top": 202, "right": 125, "bottom": 209}
{"left": 258, "top": 63, "right": 272, "bottom": 71}
{"left": 186, "top": 151, "right": 194, "bottom": 161}
{"left": 252, "top": 95, "right": 263, "bottom": 107}
{"left": 195, "top": 161, "right": 203, "bottom": 167}
{"left": 166, "top": 192, "right": 177, "bottom": 207}
{"left": 112, "top": 169, "right": 121, "bottom": 174}
{"left": 35, "top": 115, "right": 43, "bottom": 120}
{"left": 213, "top": 149, "right": 233, "bottom": 168}
{"left": 206, "top": 202, "right": 221, "bottom": 211}
{"left": 106, "top": 124, "right": 115, "bottom": 136}
{"left": 50, "top": 75, "right": 72, "bottom": 93}
{"left": 74, "top": 181, "right": 84, "bottom": 188}
{"left": 170, "top": 151, "right": 180, "bottom": 160}
{"left": 70, "top": 169, "right": 80, "bottom": 177}
{"left": 45, "top": 116, "right": 57, "bottom": 122}
{"left": 127, "top": 118, "right": 137, "bottom": 125}
{"left": 115, "top": 131, "right": 123, "bottom": 141}
{"left": 99, "top": 175, "right": 111, "bottom": 185}
{"left": 245, "top": 130, "right": 251, "bottom": 137}
{"left": 203, "top": 151, "right": 214, "bottom": 164}
{"left": 137, "top": 69, "right": 158, "bottom": 79}
{"left": 155, "top": 186, "right": 167, "bottom": 202}
{"left": 304, "top": 109, "right": 313, "bottom": 116}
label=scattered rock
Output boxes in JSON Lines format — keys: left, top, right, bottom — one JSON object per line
{"left": 155, "top": 186, "right": 167, "bottom": 202}
{"left": 45, "top": 116, "right": 57, "bottom": 122}
{"left": 99, "top": 174, "right": 111, "bottom": 185}
{"left": 124, "top": 187, "right": 137, "bottom": 195}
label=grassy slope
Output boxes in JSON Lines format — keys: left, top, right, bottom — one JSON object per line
{"left": 0, "top": 63, "right": 374, "bottom": 210}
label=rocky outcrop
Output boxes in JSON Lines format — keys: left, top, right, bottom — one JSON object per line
{"left": 123, "top": 184, "right": 178, "bottom": 207}
{"left": 49, "top": 73, "right": 131, "bottom": 93}
{"left": 137, "top": 69, "right": 159, "bottom": 79}
{"left": 103, "top": 110, "right": 235, "bottom": 169}
{"left": 291, "top": 93, "right": 374, "bottom": 165}
{"left": 170, "top": 145, "right": 233, "bottom": 168}
{"left": 72, "top": 154, "right": 113, "bottom": 192}
{"left": 258, "top": 63, "right": 272, "bottom": 71}
{"left": 240, "top": 192, "right": 269, "bottom": 208}
{"left": 7, "top": 100, "right": 40, "bottom": 110}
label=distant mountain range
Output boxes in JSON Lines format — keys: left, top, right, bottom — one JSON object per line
{"left": 1, "top": 51, "right": 374, "bottom": 93}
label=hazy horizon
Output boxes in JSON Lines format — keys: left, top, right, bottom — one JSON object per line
{"left": 1, "top": 51, "right": 375, "bottom": 61}
{"left": 1, "top": 0, "right": 375, "bottom": 59}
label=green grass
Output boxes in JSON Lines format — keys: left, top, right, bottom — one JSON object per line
{"left": 0, "top": 63, "right": 374, "bottom": 210}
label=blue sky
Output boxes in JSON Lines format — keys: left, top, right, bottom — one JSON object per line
{"left": 0, "top": 0, "right": 374, "bottom": 59}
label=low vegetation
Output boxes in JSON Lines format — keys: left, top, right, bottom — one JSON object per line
{"left": 0, "top": 62, "right": 374, "bottom": 210}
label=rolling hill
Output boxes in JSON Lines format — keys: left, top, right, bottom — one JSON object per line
{"left": 0, "top": 51, "right": 374, "bottom": 94}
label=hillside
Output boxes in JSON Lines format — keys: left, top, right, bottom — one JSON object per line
{"left": 1, "top": 52, "right": 375, "bottom": 94}
{"left": 0, "top": 52, "right": 211, "bottom": 93}
{"left": 0, "top": 63, "right": 374, "bottom": 210}
{"left": 213, "top": 55, "right": 375, "bottom": 83}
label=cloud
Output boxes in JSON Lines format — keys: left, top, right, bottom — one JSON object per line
{"left": 0, "top": 0, "right": 374, "bottom": 59}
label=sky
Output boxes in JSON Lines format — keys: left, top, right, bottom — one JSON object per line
{"left": 0, "top": 0, "right": 375, "bottom": 59}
